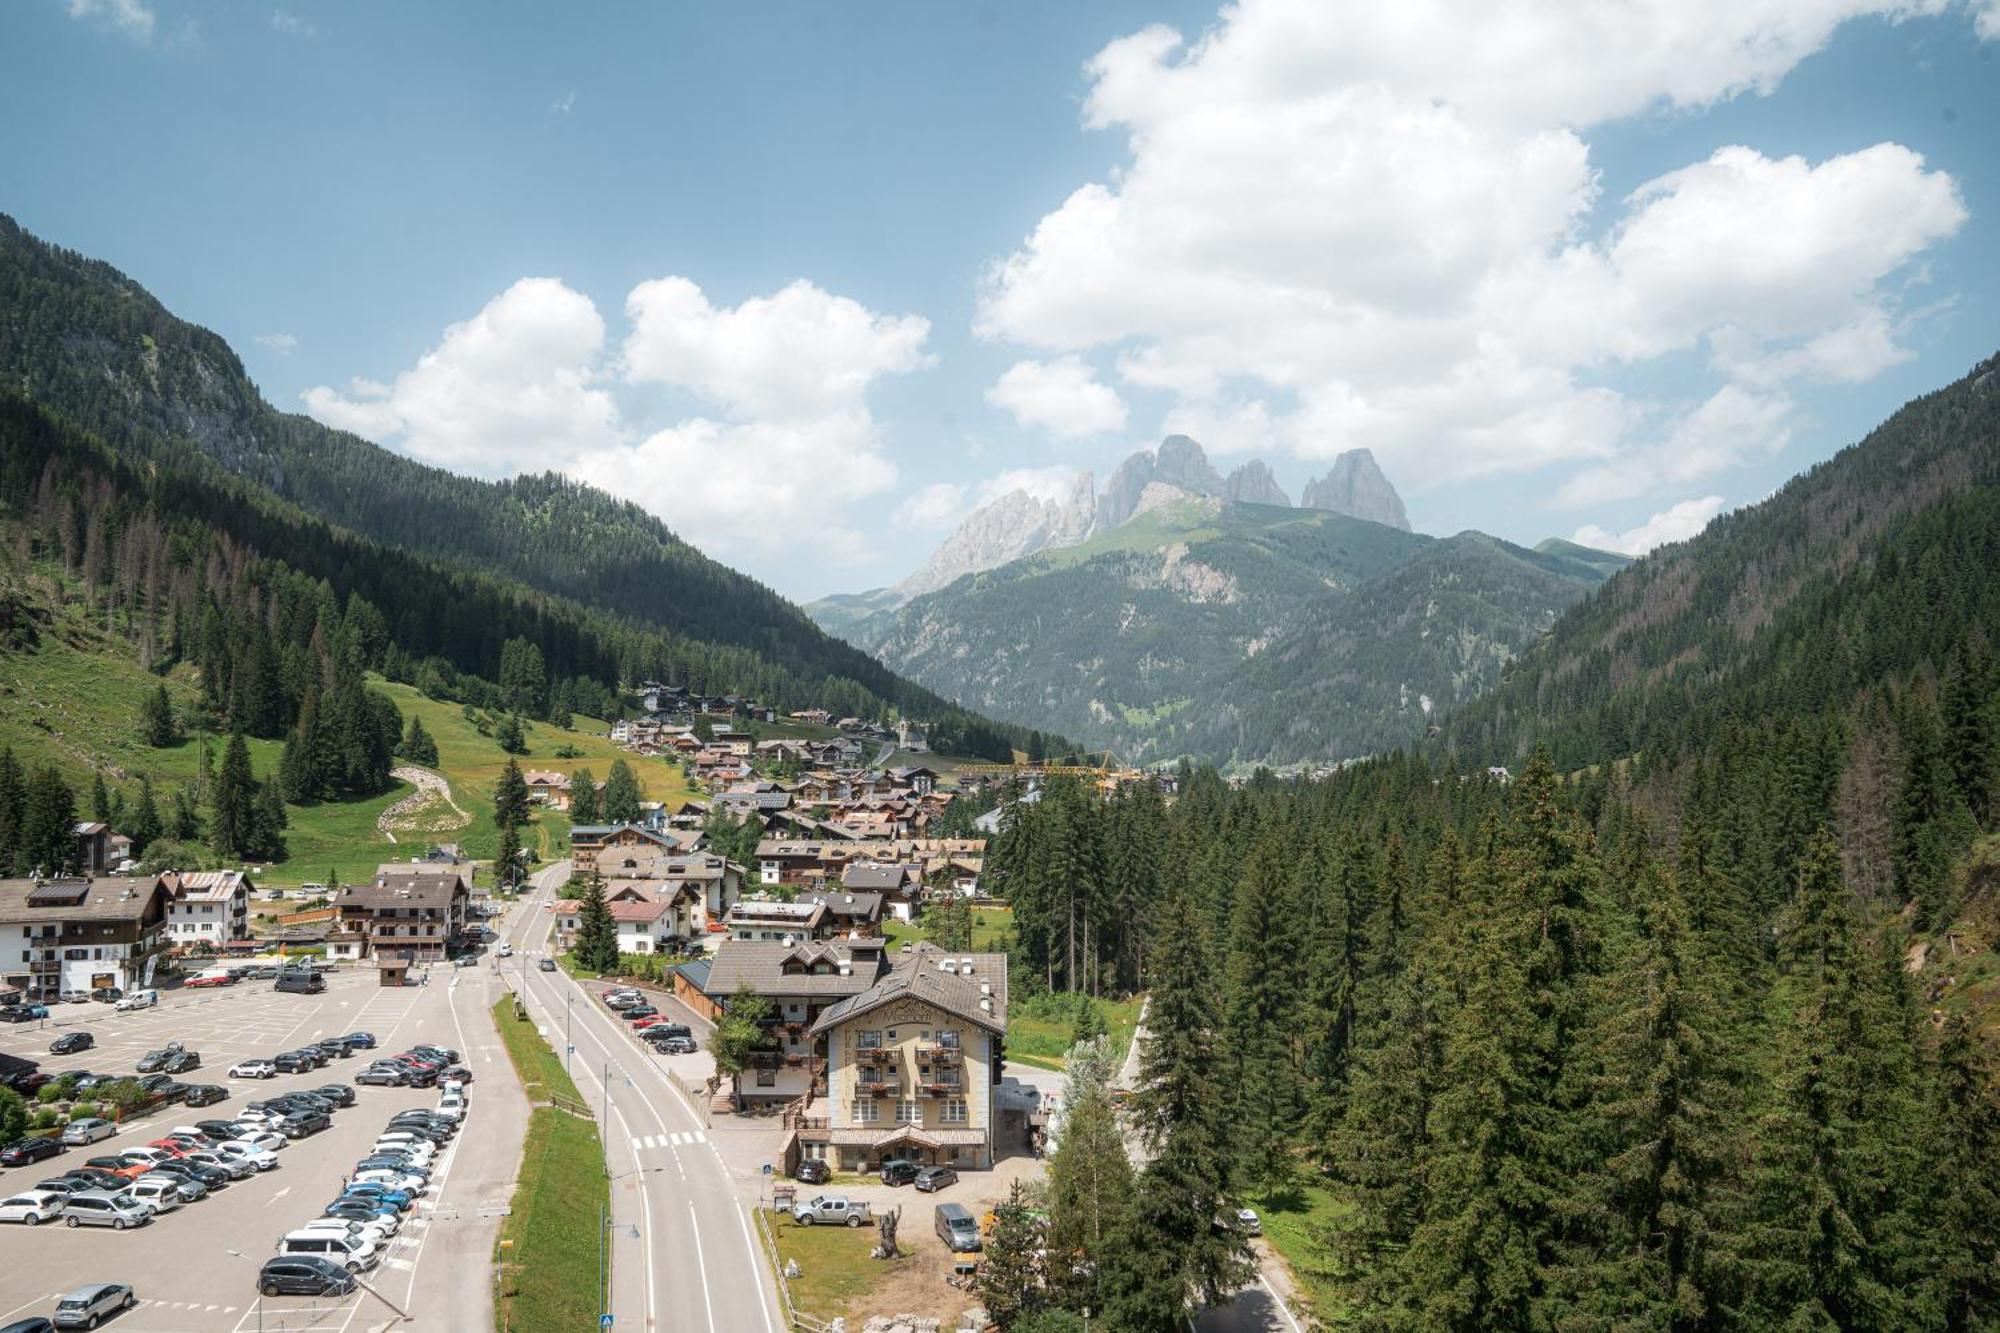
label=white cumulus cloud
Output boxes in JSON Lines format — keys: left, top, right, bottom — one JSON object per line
{"left": 1574, "top": 496, "right": 1729, "bottom": 556}
{"left": 985, "top": 356, "right": 1128, "bottom": 438}
{"left": 302, "top": 277, "right": 620, "bottom": 475}
{"left": 978, "top": 0, "right": 1970, "bottom": 500}
{"left": 255, "top": 332, "right": 299, "bottom": 355}
{"left": 66, "top": 0, "right": 154, "bottom": 41}
{"left": 893, "top": 482, "right": 970, "bottom": 532}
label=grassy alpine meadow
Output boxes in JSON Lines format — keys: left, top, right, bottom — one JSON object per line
{"left": 880, "top": 904, "right": 1015, "bottom": 953}
{"left": 1250, "top": 1178, "right": 1352, "bottom": 1326}
{"left": 1003, "top": 990, "right": 1144, "bottom": 1071}
{"left": 492, "top": 1000, "right": 608, "bottom": 1333}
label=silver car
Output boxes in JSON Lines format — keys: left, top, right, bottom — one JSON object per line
{"left": 53, "top": 1283, "right": 137, "bottom": 1328}
{"left": 60, "top": 1117, "right": 116, "bottom": 1146}
{"left": 60, "top": 1189, "right": 154, "bottom": 1230}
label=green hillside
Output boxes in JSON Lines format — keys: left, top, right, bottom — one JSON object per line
{"left": 856, "top": 496, "right": 1619, "bottom": 767}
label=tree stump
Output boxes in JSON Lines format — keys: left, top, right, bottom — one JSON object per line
{"left": 872, "top": 1205, "right": 902, "bottom": 1259}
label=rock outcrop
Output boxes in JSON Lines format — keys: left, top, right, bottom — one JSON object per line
{"left": 1301, "top": 448, "right": 1410, "bottom": 531}
{"left": 893, "top": 471, "right": 1096, "bottom": 600}
{"left": 1224, "top": 459, "right": 1291, "bottom": 508}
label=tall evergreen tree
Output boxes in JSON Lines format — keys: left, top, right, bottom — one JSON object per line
{"left": 567, "top": 767, "right": 600, "bottom": 825}
{"left": 1223, "top": 833, "right": 1303, "bottom": 1197}
{"left": 89, "top": 769, "right": 110, "bottom": 823}
{"left": 18, "top": 763, "right": 77, "bottom": 877}
{"left": 209, "top": 733, "right": 259, "bottom": 860}
{"left": 573, "top": 871, "right": 619, "bottom": 972}
{"left": 600, "top": 759, "right": 643, "bottom": 824}
{"left": 1942, "top": 636, "right": 1998, "bottom": 823}
{"left": 493, "top": 759, "right": 530, "bottom": 831}
{"left": 127, "top": 775, "right": 162, "bottom": 858}
{"left": 1046, "top": 1036, "right": 1133, "bottom": 1318}
{"left": 495, "top": 712, "right": 527, "bottom": 755}
{"left": 494, "top": 822, "right": 523, "bottom": 892}
{"left": 981, "top": 1179, "right": 1048, "bottom": 1329}
{"left": 1923, "top": 1014, "right": 2000, "bottom": 1331}
{"left": 0, "top": 747, "right": 22, "bottom": 875}
{"left": 140, "top": 683, "right": 177, "bottom": 748}
{"left": 401, "top": 714, "right": 439, "bottom": 767}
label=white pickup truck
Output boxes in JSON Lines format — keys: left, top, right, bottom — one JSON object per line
{"left": 792, "top": 1194, "right": 871, "bottom": 1228}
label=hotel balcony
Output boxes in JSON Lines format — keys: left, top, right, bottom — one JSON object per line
{"left": 857, "top": 1075, "right": 900, "bottom": 1097}
{"left": 916, "top": 1042, "right": 962, "bottom": 1064}
{"left": 855, "top": 1045, "right": 898, "bottom": 1066}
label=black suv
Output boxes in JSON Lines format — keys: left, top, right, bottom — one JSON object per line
{"left": 136, "top": 1042, "right": 185, "bottom": 1073}
{"left": 259, "top": 1255, "right": 356, "bottom": 1299}
{"left": 793, "top": 1158, "right": 831, "bottom": 1185}
{"left": 271, "top": 1051, "right": 314, "bottom": 1075}
{"left": 880, "top": 1158, "right": 921, "bottom": 1187}
{"left": 281, "top": 1109, "right": 331, "bottom": 1138}
{"left": 313, "top": 1083, "right": 356, "bottom": 1108}
{"left": 182, "top": 1084, "right": 228, "bottom": 1107}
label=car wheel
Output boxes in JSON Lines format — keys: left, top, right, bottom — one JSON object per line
{"left": 123, "top": 1293, "right": 135, "bottom": 1308}
{"left": 23, "top": 1213, "right": 39, "bottom": 1225}
{"left": 86, "top": 1315, "right": 99, "bottom": 1329}
{"left": 847, "top": 1215, "right": 862, "bottom": 1228}
{"left": 798, "top": 1214, "right": 813, "bottom": 1226}
{"left": 114, "top": 1217, "right": 127, "bottom": 1230}
{"left": 263, "top": 1283, "right": 280, "bottom": 1297}
{"left": 66, "top": 1215, "right": 80, "bottom": 1227}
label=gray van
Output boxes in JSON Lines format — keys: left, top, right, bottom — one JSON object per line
{"left": 61, "top": 1189, "right": 154, "bottom": 1230}
{"left": 935, "top": 1201, "right": 981, "bottom": 1252}
{"left": 274, "top": 971, "right": 325, "bottom": 995}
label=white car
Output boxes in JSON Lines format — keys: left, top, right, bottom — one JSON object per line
{"left": 114, "top": 989, "right": 159, "bottom": 1012}
{"left": 496, "top": 944, "right": 513, "bottom": 958}
{"left": 217, "top": 1141, "right": 279, "bottom": 1171}
{"left": 0, "top": 1189, "right": 66, "bottom": 1225}
{"left": 227, "top": 1130, "right": 287, "bottom": 1156}
{"left": 433, "top": 1098, "right": 466, "bottom": 1123}
{"left": 372, "top": 1139, "right": 435, "bottom": 1165}
{"left": 294, "top": 1216, "right": 396, "bottom": 1246}
{"left": 351, "top": 1168, "right": 427, "bottom": 1194}
{"left": 126, "top": 1176, "right": 186, "bottom": 1213}
{"left": 181, "top": 1149, "right": 255, "bottom": 1180}
{"left": 230, "top": 1059, "right": 277, "bottom": 1079}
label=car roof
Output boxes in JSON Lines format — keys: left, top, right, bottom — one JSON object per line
{"left": 60, "top": 1285, "right": 119, "bottom": 1298}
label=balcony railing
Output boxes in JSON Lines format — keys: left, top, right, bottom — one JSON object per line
{"left": 855, "top": 1046, "right": 898, "bottom": 1066}
{"left": 917, "top": 1078, "right": 964, "bottom": 1096}
{"left": 857, "top": 1076, "right": 899, "bottom": 1097}
{"left": 917, "top": 1043, "right": 962, "bottom": 1064}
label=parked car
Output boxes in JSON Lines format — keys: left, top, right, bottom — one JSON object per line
{"left": 136, "top": 1043, "right": 185, "bottom": 1073}
{"left": 339, "top": 1182, "right": 413, "bottom": 1212}
{"left": 50, "top": 1284, "right": 136, "bottom": 1327}
{"left": 342, "top": 1032, "right": 377, "bottom": 1049}
{"left": 880, "top": 1158, "right": 921, "bottom": 1187}
{"left": 277, "top": 1228, "right": 380, "bottom": 1272}
{"left": 89, "top": 988, "right": 122, "bottom": 1004}
{"left": 135, "top": 1076, "right": 188, "bottom": 1104}
{"left": 312, "top": 1083, "right": 356, "bottom": 1108}
{"left": 0, "top": 1004, "right": 50, "bottom": 1023}
{"left": 194, "top": 1119, "right": 243, "bottom": 1141}
{"left": 323, "top": 1198, "right": 401, "bottom": 1231}
{"left": 60, "top": 1120, "right": 115, "bottom": 1147}
{"left": 792, "top": 1158, "right": 831, "bottom": 1185}
{"left": 159, "top": 1050, "right": 200, "bottom": 1074}
{"left": 180, "top": 1149, "right": 254, "bottom": 1180}
{"left": 538, "top": 958, "right": 557, "bottom": 972}
{"left": 270, "top": 1052, "right": 313, "bottom": 1075}
{"left": 0, "top": 1316, "right": 55, "bottom": 1333}
{"left": 229, "top": 1059, "right": 277, "bottom": 1080}
{"left": 258, "top": 1255, "right": 356, "bottom": 1299}
{"left": 354, "top": 1065, "right": 410, "bottom": 1087}
{"left": 0, "top": 1189, "right": 65, "bottom": 1225}
{"left": 913, "top": 1165, "right": 958, "bottom": 1193}
{"left": 935, "top": 1201, "right": 982, "bottom": 1252}
{"left": 623, "top": 1004, "right": 658, "bottom": 1021}
{"left": 1231, "top": 1206, "right": 1263, "bottom": 1236}
{"left": 0, "top": 1138, "right": 66, "bottom": 1168}
{"left": 59, "top": 1190, "right": 153, "bottom": 1229}
{"left": 183, "top": 972, "right": 232, "bottom": 989}
{"left": 148, "top": 1158, "right": 228, "bottom": 1190}
{"left": 216, "top": 1142, "right": 279, "bottom": 1172}
{"left": 57, "top": 1168, "right": 126, "bottom": 1191}
{"left": 180, "top": 1084, "right": 227, "bottom": 1108}
{"left": 57, "top": 989, "right": 90, "bottom": 1005}
{"left": 113, "top": 989, "right": 158, "bottom": 1012}
{"left": 126, "top": 1175, "right": 188, "bottom": 1213}
{"left": 281, "top": 1111, "right": 331, "bottom": 1139}
{"left": 273, "top": 972, "right": 325, "bottom": 995}
{"left": 49, "top": 1032, "right": 93, "bottom": 1055}
{"left": 793, "top": 1194, "right": 870, "bottom": 1227}
{"left": 81, "top": 1157, "right": 147, "bottom": 1181}
{"left": 652, "top": 1035, "right": 696, "bottom": 1055}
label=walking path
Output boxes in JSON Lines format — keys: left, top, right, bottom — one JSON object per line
{"left": 376, "top": 764, "right": 472, "bottom": 842}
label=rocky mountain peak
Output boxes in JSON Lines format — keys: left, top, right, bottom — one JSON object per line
{"left": 1224, "top": 459, "right": 1291, "bottom": 508}
{"left": 1300, "top": 448, "right": 1410, "bottom": 531}
{"left": 891, "top": 471, "right": 1097, "bottom": 600}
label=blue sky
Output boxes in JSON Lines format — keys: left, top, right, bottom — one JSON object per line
{"left": 4, "top": 1, "right": 1998, "bottom": 600}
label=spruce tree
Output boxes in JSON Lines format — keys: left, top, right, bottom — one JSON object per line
{"left": 402, "top": 714, "right": 439, "bottom": 767}
{"left": 1046, "top": 1037, "right": 1133, "bottom": 1317}
{"left": 1101, "top": 887, "right": 1250, "bottom": 1329}
{"left": 210, "top": 733, "right": 258, "bottom": 860}
{"left": 89, "top": 770, "right": 110, "bottom": 823}
{"left": 568, "top": 766, "right": 600, "bottom": 824}
{"left": 493, "top": 759, "right": 530, "bottom": 831}
{"left": 1942, "top": 636, "right": 1997, "bottom": 823}
{"left": 495, "top": 712, "right": 527, "bottom": 755}
{"left": 140, "top": 683, "right": 176, "bottom": 748}
{"left": 1923, "top": 1015, "right": 2000, "bottom": 1331}
{"left": 0, "top": 747, "right": 22, "bottom": 874}
{"left": 1223, "top": 833, "right": 1302, "bottom": 1198}
{"left": 126, "top": 776, "right": 162, "bottom": 858}
{"left": 495, "top": 822, "right": 523, "bottom": 892}
{"left": 600, "top": 759, "right": 643, "bottom": 824}
{"left": 980, "top": 1179, "right": 1047, "bottom": 1329}
{"left": 574, "top": 871, "right": 619, "bottom": 972}
{"left": 18, "top": 764, "right": 78, "bottom": 877}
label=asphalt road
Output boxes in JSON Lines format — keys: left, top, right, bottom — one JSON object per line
{"left": 0, "top": 954, "right": 526, "bottom": 1332}
{"left": 498, "top": 862, "right": 782, "bottom": 1333}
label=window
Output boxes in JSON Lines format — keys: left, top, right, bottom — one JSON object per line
{"left": 854, "top": 1098, "right": 879, "bottom": 1125}
{"left": 896, "top": 1100, "right": 920, "bottom": 1124}
{"left": 856, "top": 1031, "right": 882, "bottom": 1050}
{"left": 756, "top": 1067, "right": 775, "bottom": 1087}
{"left": 942, "top": 1099, "right": 967, "bottom": 1125}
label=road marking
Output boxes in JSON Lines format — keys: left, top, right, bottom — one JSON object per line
{"left": 737, "top": 1200, "right": 780, "bottom": 1333}
{"left": 264, "top": 1185, "right": 292, "bottom": 1206}
{"left": 1261, "top": 1273, "right": 1305, "bottom": 1333}
{"left": 687, "top": 1198, "right": 717, "bottom": 1333}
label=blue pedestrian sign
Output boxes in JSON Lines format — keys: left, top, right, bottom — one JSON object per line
{"left": 601, "top": 1317, "right": 614, "bottom": 1329}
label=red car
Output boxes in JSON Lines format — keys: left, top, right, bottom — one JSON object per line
{"left": 630, "top": 1015, "right": 665, "bottom": 1029}
{"left": 184, "top": 974, "right": 233, "bottom": 988}
{"left": 146, "top": 1139, "right": 190, "bottom": 1156}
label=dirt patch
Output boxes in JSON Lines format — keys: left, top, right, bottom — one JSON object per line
{"left": 377, "top": 764, "right": 472, "bottom": 840}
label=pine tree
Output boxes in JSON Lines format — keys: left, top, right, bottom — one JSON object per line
{"left": 568, "top": 767, "right": 600, "bottom": 825}
{"left": 250, "top": 780, "right": 289, "bottom": 862}
{"left": 209, "top": 733, "right": 258, "bottom": 860}
{"left": 1223, "top": 834, "right": 1302, "bottom": 1198}
{"left": 495, "top": 712, "right": 527, "bottom": 755}
{"left": 980, "top": 1179, "right": 1047, "bottom": 1329}
{"left": 89, "top": 770, "right": 110, "bottom": 823}
{"left": 1942, "top": 636, "right": 1997, "bottom": 823}
{"left": 493, "top": 759, "right": 530, "bottom": 831}
{"left": 1046, "top": 1037, "right": 1133, "bottom": 1317}
{"left": 0, "top": 747, "right": 22, "bottom": 875}
{"left": 1101, "top": 887, "right": 1250, "bottom": 1329}
{"left": 18, "top": 764, "right": 77, "bottom": 877}
{"left": 402, "top": 714, "right": 439, "bottom": 767}
{"left": 574, "top": 871, "right": 620, "bottom": 972}
{"left": 495, "top": 823, "right": 523, "bottom": 892}
{"left": 128, "top": 776, "right": 162, "bottom": 858}
{"left": 140, "top": 684, "right": 176, "bottom": 748}
{"left": 1894, "top": 684, "right": 1959, "bottom": 926}
{"left": 600, "top": 759, "right": 643, "bottom": 824}
{"left": 1923, "top": 1015, "right": 2000, "bottom": 1331}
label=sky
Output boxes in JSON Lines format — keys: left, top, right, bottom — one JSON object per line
{"left": 4, "top": 0, "right": 1999, "bottom": 600}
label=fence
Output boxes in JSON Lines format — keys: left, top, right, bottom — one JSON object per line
{"left": 664, "top": 1066, "right": 712, "bottom": 1127}
{"left": 754, "top": 1202, "right": 835, "bottom": 1332}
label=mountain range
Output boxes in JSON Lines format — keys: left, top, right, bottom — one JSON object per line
{"left": 809, "top": 438, "right": 1625, "bottom": 767}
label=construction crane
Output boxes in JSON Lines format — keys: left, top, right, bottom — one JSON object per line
{"left": 955, "top": 749, "right": 1141, "bottom": 790}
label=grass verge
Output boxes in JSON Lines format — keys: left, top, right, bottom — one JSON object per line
{"left": 491, "top": 999, "right": 608, "bottom": 1333}
{"left": 1252, "top": 1178, "right": 1351, "bottom": 1325}
{"left": 1005, "top": 992, "right": 1144, "bottom": 1071}
{"left": 767, "top": 1212, "right": 898, "bottom": 1321}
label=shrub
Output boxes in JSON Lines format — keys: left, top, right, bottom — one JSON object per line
{"left": 36, "top": 1083, "right": 65, "bottom": 1106}
{"left": 32, "top": 1108, "right": 60, "bottom": 1129}
{"left": 68, "top": 1103, "right": 100, "bottom": 1121}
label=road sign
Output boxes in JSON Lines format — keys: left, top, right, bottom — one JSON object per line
{"left": 601, "top": 1316, "right": 614, "bottom": 1329}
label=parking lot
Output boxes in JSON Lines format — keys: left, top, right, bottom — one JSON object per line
{"left": 0, "top": 956, "right": 528, "bottom": 1332}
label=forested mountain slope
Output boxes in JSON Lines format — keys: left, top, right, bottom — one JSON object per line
{"left": 852, "top": 495, "right": 1618, "bottom": 767}
{"left": 1443, "top": 352, "right": 2000, "bottom": 772}
{"left": 0, "top": 214, "right": 1025, "bottom": 753}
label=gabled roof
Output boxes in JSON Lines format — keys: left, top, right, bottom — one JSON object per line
{"left": 702, "top": 938, "right": 886, "bottom": 999}
{"left": 809, "top": 942, "right": 1008, "bottom": 1037}
{"left": 609, "top": 898, "right": 669, "bottom": 924}
{"left": 161, "top": 870, "right": 248, "bottom": 903}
